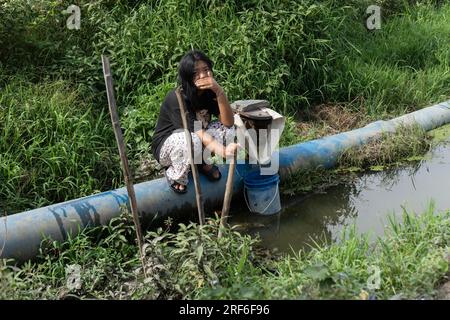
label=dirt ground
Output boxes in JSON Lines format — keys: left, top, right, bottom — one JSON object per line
{"left": 295, "top": 102, "right": 370, "bottom": 138}
{"left": 437, "top": 281, "right": 450, "bottom": 300}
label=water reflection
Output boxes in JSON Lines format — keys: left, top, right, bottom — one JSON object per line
{"left": 229, "top": 141, "right": 450, "bottom": 254}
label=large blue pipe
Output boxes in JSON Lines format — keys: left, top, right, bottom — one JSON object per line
{"left": 1, "top": 100, "right": 449, "bottom": 261}
{"left": 278, "top": 100, "right": 450, "bottom": 176}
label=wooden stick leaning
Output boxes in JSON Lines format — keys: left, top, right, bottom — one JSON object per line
{"left": 174, "top": 86, "right": 205, "bottom": 225}
{"left": 0, "top": 209, "right": 7, "bottom": 258}
{"left": 218, "top": 152, "right": 236, "bottom": 238}
{"left": 101, "top": 55, "right": 146, "bottom": 274}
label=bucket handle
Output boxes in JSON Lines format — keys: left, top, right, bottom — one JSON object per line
{"left": 244, "top": 182, "right": 280, "bottom": 215}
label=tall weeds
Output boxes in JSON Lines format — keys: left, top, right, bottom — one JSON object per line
{"left": 0, "top": 79, "right": 120, "bottom": 212}
{"left": 1, "top": 0, "right": 449, "bottom": 211}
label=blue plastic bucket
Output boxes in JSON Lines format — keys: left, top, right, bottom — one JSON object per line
{"left": 244, "top": 171, "right": 281, "bottom": 215}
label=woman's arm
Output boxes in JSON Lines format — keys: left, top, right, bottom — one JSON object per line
{"left": 214, "top": 87, "right": 234, "bottom": 128}
{"left": 194, "top": 74, "right": 234, "bottom": 127}
{"left": 195, "top": 129, "right": 239, "bottom": 158}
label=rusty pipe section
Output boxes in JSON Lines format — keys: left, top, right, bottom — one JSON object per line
{"left": 1, "top": 100, "right": 449, "bottom": 261}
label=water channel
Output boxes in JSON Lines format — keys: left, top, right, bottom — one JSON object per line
{"left": 230, "top": 137, "right": 450, "bottom": 254}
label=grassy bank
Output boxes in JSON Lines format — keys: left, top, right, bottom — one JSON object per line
{"left": 1, "top": 0, "right": 450, "bottom": 300}
{"left": 280, "top": 118, "right": 450, "bottom": 197}
{"left": 0, "top": 79, "right": 120, "bottom": 212}
{"left": 1, "top": 204, "right": 449, "bottom": 299}
{"left": 1, "top": 0, "right": 449, "bottom": 212}
{"left": 280, "top": 123, "right": 434, "bottom": 196}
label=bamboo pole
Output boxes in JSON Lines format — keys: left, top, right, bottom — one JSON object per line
{"left": 101, "top": 55, "right": 146, "bottom": 274}
{"left": 174, "top": 87, "right": 205, "bottom": 225}
{"left": 218, "top": 153, "right": 236, "bottom": 238}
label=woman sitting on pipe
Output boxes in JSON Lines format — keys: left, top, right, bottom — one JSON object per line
{"left": 151, "top": 50, "right": 240, "bottom": 193}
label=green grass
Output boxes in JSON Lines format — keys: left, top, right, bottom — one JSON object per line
{"left": 428, "top": 123, "right": 450, "bottom": 144}
{"left": 279, "top": 123, "right": 433, "bottom": 197}
{"left": 1, "top": 0, "right": 449, "bottom": 212}
{"left": 0, "top": 79, "right": 121, "bottom": 212}
{"left": 257, "top": 204, "right": 449, "bottom": 300}
{"left": 1, "top": 204, "right": 448, "bottom": 299}
{"left": 328, "top": 1, "right": 450, "bottom": 115}
{"left": 1, "top": 0, "right": 450, "bottom": 300}
{"left": 338, "top": 124, "right": 432, "bottom": 169}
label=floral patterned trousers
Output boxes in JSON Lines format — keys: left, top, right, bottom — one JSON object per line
{"left": 159, "top": 121, "right": 235, "bottom": 185}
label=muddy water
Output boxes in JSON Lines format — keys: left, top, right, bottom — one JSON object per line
{"left": 229, "top": 139, "right": 450, "bottom": 254}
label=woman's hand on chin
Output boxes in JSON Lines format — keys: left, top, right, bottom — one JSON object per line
{"left": 194, "top": 74, "right": 222, "bottom": 95}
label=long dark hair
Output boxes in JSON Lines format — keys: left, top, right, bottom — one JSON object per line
{"left": 177, "top": 50, "right": 214, "bottom": 111}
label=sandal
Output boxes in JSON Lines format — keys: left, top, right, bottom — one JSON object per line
{"left": 170, "top": 181, "right": 187, "bottom": 194}
{"left": 164, "top": 170, "right": 187, "bottom": 194}
{"left": 198, "top": 163, "right": 222, "bottom": 181}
